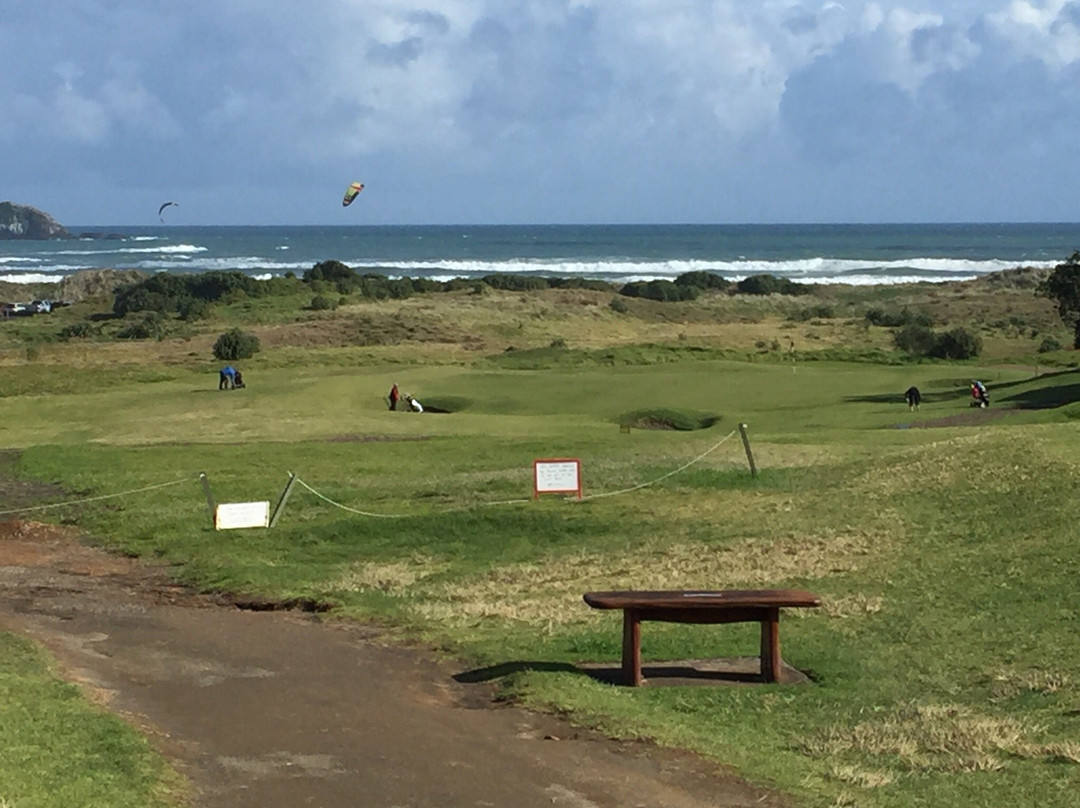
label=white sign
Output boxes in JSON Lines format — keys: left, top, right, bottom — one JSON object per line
{"left": 533, "top": 459, "right": 582, "bottom": 498}
{"left": 215, "top": 501, "right": 270, "bottom": 530}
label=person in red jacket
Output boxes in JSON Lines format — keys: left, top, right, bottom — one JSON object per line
{"left": 388, "top": 383, "right": 400, "bottom": 411}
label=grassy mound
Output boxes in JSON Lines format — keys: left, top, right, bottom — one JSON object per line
{"left": 617, "top": 408, "right": 720, "bottom": 430}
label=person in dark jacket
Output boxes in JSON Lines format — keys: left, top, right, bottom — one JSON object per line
{"left": 905, "top": 386, "right": 921, "bottom": 410}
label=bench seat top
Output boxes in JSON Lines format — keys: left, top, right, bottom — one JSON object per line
{"left": 583, "top": 589, "right": 821, "bottom": 611}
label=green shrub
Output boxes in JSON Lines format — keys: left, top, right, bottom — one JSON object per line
{"left": 791, "top": 304, "right": 835, "bottom": 321}
{"left": 113, "top": 271, "right": 264, "bottom": 317}
{"left": 481, "top": 274, "right": 550, "bottom": 292}
{"left": 674, "top": 271, "right": 730, "bottom": 291}
{"left": 116, "top": 312, "right": 165, "bottom": 340}
{"left": 931, "top": 327, "right": 982, "bottom": 359}
{"left": 442, "top": 278, "right": 474, "bottom": 292}
{"left": 735, "top": 274, "right": 806, "bottom": 296}
{"left": 57, "top": 322, "right": 98, "bottom": 339}
{"left": 357, "top": 275, "right": 413, "bottom": 300}
{"left": 609, "top": 297, "right": 629, "bottom": 314}
{"left": 411, "top": 278, "right": 445, "bottom": 293}
{"left": 866, "top": 307, "right": 934, "bottom": 328}
{"left": 303, "top": 260, "right": 355, "bottom": 284}
{"left": 310, "top": 295, "right": 337, "bottom": 311}
{"left": 1038, "top": 336, "right": 1063, "bottom": 353}
{"left": 178, "top": 298, "right": 210, "bottom": 321}
{"left": 893, "top": 324, "right": 937, "bottom": 355}
{"left": 213, "top": 328, "right": 261, "bottom": 360}
{"left": 549, "top": 277, "right": 613, "bottom": 291}
{"left": 619, "top": 280, "right": 698, "bottom": 302}
{"left": 893, "top": 325, "right": 983, "bottom": 359}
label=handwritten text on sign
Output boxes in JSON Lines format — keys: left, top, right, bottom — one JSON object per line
{"left": 533, "top": 459, "right": 582, "bottom": 499}
{"left": 215, "top": 501, "right": 270, "bottom": 530}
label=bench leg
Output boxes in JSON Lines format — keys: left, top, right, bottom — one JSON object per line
{"left": 621, "top": 608, "right": 642, "bottom": 686}
{"left": 759, "top": 608, "right": 781, "bottom": 683}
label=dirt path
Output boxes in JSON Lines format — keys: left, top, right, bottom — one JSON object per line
{"left": 0, "top": 517, "right": 793, "bottom": 808}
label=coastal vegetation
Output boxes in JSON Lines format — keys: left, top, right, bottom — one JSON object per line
{"left": 1, "top": 263, "right": 1079, "bottom": 807}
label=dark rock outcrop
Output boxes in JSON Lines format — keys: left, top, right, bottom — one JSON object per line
{"left": 0, "top": 202, "right": 71, "bottom": 239}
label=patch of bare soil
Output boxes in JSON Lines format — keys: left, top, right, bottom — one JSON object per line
{"left": 0, "top": 474, "right": 798, "bottom": 808}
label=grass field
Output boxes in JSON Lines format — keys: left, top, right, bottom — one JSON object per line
{"left": 0, "top": 633, "right": 182, "bottom": 808}
{"left": 2, "top": 273, "right": 1080, "bottom": 807}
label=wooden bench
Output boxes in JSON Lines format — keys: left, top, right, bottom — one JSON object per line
{"left": 583, "top": 589, "right": 821, "bottom": 686}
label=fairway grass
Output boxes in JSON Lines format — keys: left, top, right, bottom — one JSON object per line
{"left": 2, "top": 279, "right": 1080, "bottom": 807}
{"left": 0, "top": 633, "right": 182, "bottom": 808}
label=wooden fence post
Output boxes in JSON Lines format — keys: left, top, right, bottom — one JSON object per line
{"left": 269, "top": 473, "right": 298, "bottom": 528}
{"left": 199, "top": 472, "right": 215, "bottom": 526}
{"left": 738, "top": 423, "right": 758, "bottom": 478}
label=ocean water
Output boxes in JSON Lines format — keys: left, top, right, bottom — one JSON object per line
{"left": 2, "top": 223, "right": 1078, "bottom": 287}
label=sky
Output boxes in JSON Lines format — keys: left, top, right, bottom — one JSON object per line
{"left": 4, "top": 0, "right": 1080, "bottom": 225}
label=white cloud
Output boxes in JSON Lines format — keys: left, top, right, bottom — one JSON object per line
{"left": 988, "top": 0, "right": 1080, "bottom": 69}
{"left": 6, "top": 0, "right": 1080, "bottom": 222}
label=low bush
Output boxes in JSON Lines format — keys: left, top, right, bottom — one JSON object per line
{"left": 1039, "top": 336, "right": 1063, "bottom": 353}
{"left": 303, "top": 260, "right": 355, "bottom": 284}
{"left": 310, "top": 295, "right": 337, "bottom": 311}
{"left": 178, "top": 298, "right": 210, "bottom": 321}
{"left": 790, "top": 304, "right": 835, "bottom": 321}
{"left": 481, "top": 274, "right": 550, "bottom": 292}
{"left": 113, "top": 271, "right": 264, "bottom": 317}
{"left": 865, "top": 307, "right": 934, "bottom": 328}
{"left": 735, "top": 274, "right": 807, "bottom": 296}
{"left": 893, "top": 324, "right": 937, "bottom": 355}
{"left": 893, "top": 324, "right": 983, "bottom": 359}
{"left": 619, "top": 280, "right": 699, "bottom": 302}
{"left": 116, "top": 312, "right": 165, "bottom": 340}
{"left": 674, "top": 271, "right": 730, "bottom": 291}
{"left": 57, "top": 322, "right": 98, "bottom": 339}
{"left": 931, "top": 327, "right": 983, "bottom": 359}
{"left": 358, "top": 275, "right": 413, "bottom": 300}
{"left": 213, "top": 328, "right": 261, "bottom": 360}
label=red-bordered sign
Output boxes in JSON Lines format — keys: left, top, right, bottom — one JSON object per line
{"left": 533, "top": 458, "right": 582, "bottom": 499}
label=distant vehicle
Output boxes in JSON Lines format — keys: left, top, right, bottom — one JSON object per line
{"left": 2, "top": 302, "right": 28, "bottom": 316}
{"left": 29, "top": 300, "right": 52, "bottom": 314}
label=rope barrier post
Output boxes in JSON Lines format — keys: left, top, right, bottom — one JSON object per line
{"left": 269, "top": 473, "right": 298, "bottom": 528}
{"left": 738, "top": 423, "right": 758, "bottom": 478}
{"left": 199, "top": 472, "right": 216, "bottom": 525}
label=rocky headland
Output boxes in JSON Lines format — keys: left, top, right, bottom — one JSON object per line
{"left": 0, "top": 202, "right": 71, "bottom": 240}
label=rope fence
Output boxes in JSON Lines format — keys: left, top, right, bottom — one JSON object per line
{"left": 0, "top": 427, "right": 749, "bottom": 523}
{"left": 578, "top": 429, "right": 737, "bottom": 502}
{"left": 0, "top": 476, "right": 196, "bottom": 517}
